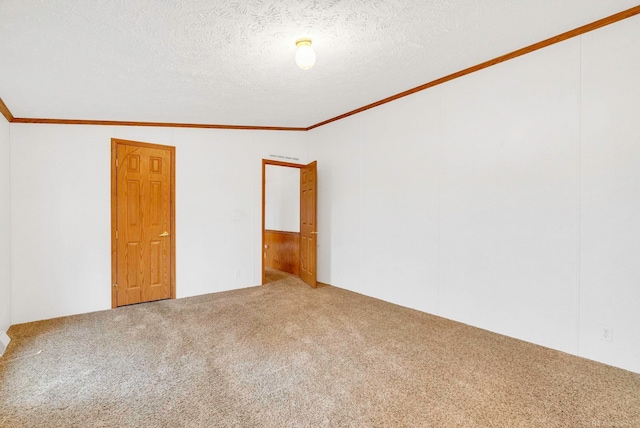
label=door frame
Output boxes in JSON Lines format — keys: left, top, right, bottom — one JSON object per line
{"left": 111, "top": 138, "right": 176, "bottom": 308}
{"left": 261, "top": 159, "right": 306, "bottom": 285}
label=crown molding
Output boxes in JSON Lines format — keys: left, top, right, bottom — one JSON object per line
{"left": 0, "top": 98, "right": 305, "bottom": 131}
{"left": 0, "top": 98, "right": 14, "bottom": 122}
{"left": 9, "top": 117, "right": 306, "bottom": 132}
{"left": 2, "top": 5, "right": 639, "bottom": 132}
{"left": 307, "top": 4, "right": 640, "bottom": 130}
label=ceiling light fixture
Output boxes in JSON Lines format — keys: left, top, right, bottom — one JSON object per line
{"left": 295, "top": 38, "right": 316, "bottom": 70}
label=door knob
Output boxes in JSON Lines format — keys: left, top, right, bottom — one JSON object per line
{"left": 159, "top": 231, "right": 169, "bottom": 237}
{"left": 311, "top": 231, "right": 318, "bottom": 235}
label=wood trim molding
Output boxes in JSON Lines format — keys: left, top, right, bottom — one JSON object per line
{"left": 307, "top": 5, "right": 640, "bottom": 130}
{"left": 0, "top": 98, "right": 14, "bottom": 122}
{"left": 170, "top": 141, "right": 176, "bottom": 300}
{"left": 110, "top": 141, "right": 117, "bottom": 308}
{"left": 2, "top": 5, "right": 639, "bottom": 132}
{"left": 0, "top": 96, "right": 305, "bottom": 130}
{"left": 11, "top": 117, "right": 306, "bottom": 132}
{"left": 263, "top": 159, "right": 307, "bottom": 169}
{"left": 111, "top": 138, "right": 177, "bottom": 308}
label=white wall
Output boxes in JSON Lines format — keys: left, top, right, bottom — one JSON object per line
{"left": 10, "top": 125, "right": 307, "bottom": 324}
{"left": 265, "top": 165, "right": 300, "bottom": 232}
{"left": 308, "top": 15, "right": 640, "bottom": 373}
{"left": 0, "top": 116, "right": 10, "bottom": 354}
{"left": 579, "top": 16, "right": 640, "bottom": 374}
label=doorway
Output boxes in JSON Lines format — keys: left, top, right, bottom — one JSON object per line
{"left": 111, "top": 138, "right": 176, "bottom": 308}
{"left": 261, "top": 159, "right": 317, "bottom": 288}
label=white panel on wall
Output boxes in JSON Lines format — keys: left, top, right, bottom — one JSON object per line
{"left": 358, "top": 89, "right": 441, "bottom": 314}
{"left": 173, "top": 128, "right": 256, "bottom": 300}
{"left": 0, "top": 117, "right": 11, "bottom": 347}
{"left": 307, "top": 116, "right": 362, "bottom": 292}
{"left": 265, "top": 165, "right": 300, "bottom": 233}
{"left": 580, "top": 14, "right": 640, "bottom": 374}
{"left": 10, "top": 124, "right": 112, "bottom": 324}
{"left": 438, "top": 39, "right": 581, "bottom": 354}
{"left": 10, "top": 124, "right": 307, "bottom": 324}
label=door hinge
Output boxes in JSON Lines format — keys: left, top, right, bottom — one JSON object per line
{"left": 115, "top": 230, "right": 118, "bottom": 239}
{"left": 115, "top": 158, "right": 119, "bottom": 168}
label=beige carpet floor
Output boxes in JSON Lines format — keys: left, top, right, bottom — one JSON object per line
{"left": 1, "top": 272, "right": 639, "bottom": 427}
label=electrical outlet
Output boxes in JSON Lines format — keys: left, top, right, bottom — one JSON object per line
{"left": 600, "top": 326, "right": 613, "bottom": 342}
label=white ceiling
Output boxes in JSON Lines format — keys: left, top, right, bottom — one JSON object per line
{"left": 0, "top": 1, "right": 637, "bottom": 128}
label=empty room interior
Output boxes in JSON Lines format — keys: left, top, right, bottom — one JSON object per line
{"left": 1, "top": 1, "right": 640, "bottom": 427}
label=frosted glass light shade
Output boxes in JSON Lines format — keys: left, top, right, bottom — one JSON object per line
{"left": 295, "top": 39, "right": 316, "bottom": 70}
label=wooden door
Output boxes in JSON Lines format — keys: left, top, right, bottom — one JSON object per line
{"left": 299, "top": 161, "right": 317, "bottom": 288}
{"left": 112, "top": 139, "right": 175, "bottom": 307}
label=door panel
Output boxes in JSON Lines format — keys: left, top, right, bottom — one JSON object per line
{"left": 299, "top": 161, "right": 317, "bottom": 287}
{"left": 115, "top": 142, "right": 172, "bottom": 306}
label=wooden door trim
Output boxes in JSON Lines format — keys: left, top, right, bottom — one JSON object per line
{"left": 261, "top": 159, "right": 306, "bottom": 285}
{"left": 111, "top": 138, "right": 176, "bottom": 308}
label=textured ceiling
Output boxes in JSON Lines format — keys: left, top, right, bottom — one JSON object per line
{"left": 0, "top": 1, "right": 638, "bottom": 128}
